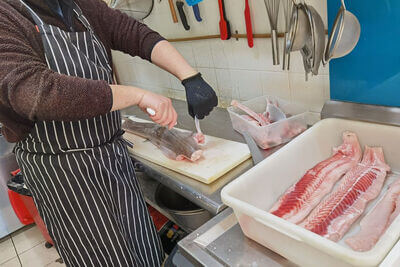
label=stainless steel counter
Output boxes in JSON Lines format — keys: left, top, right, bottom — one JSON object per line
{"left": 177, "top": 208, "right": 296, "bottom": 267}
{"left": 122, "top": 99, "right": 253, "bottom": 215}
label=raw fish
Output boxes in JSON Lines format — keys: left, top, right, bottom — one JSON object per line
{"left": 301, "top": 146, "right": 390, "bottom": 242}
{"left": 231, "top": 100, "right": 271, "bottom": 126}
{"left": 345, "top": 177, "right": 400, "bottom": 251}
{"left": 270, "top": 131, "right": 362, "bottom": 224}
{"left": 230, "top": 99, "right": 306, "bottom": 149}
{"left": 194, "top": 117, "right": 205, "bottom": 144}
{"left": 122, "top": 119, "right": 203, "bottom": 162}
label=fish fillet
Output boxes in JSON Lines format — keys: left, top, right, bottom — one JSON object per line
{"left": 301, "top": 146, "right": 390, "bottom": 242}
{"left": 122, "top": 119, "right": 203, "bottom": 162}
{"left": 345, "top": 177, "right": 400, "bottom": 251}
{"left": 269, "top": 132, "right": 362, "bottom": 224}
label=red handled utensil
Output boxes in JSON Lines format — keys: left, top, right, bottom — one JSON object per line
{"left": 244, "top": 0, "right": 254, "bottom": 48}
{"left": 217, "top": 0, "right": 231, "bottom": 40}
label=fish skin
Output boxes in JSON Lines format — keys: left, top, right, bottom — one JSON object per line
{"left": 301, "top": 146, "right": 390, "bottom": 242}
{"left": 345, "top": 177, "right": 400, "bottom": 251}
{"left": 122, "top": 119, "right": 203, "bottom": 162}
{"left": 270, "top": 131, "right": 362, "bottom": 224}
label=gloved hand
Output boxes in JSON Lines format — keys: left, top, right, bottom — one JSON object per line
{"left": 182, "top": 73, "right": 218, "bottom": 119}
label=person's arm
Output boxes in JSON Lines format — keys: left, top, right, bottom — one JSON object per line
{"left": 151, "top": 41, "right": 219, "bottom": 119}
{"left": 150, "top": 40, "right": 197, "bottom": 80}
{"left": 0, "top": 8, "right": 177, "bottom": 128}
{"left": 93, "top": 0, "right": 218, "bottom": 119}
{"left": 111, "top": 85, "right": 177, "bottom": 128}
{"left": 93, "top": 0, "right": 164, "bottom": 61}
{"left": 0, "top": 12, "right": 112, "bottom": 122}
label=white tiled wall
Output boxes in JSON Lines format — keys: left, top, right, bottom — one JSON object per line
{"left": 113, "top": 0, "right": 330, "bottom": 113}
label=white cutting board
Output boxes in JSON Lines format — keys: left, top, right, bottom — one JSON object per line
{"left": 123, "top": 118, "right": 251, "bottom": 184}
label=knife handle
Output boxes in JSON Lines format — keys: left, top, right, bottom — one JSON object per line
{"left": 146, "top": 108, "right": 156, "bottom": 116}
{"left": 168, "top": 0, "right": 178, "bottom": 23}
{"left": 192, "top": 4, "right": 202, "bottom": 22}
{"left": 176, "top": 1, "right": 190, "bottom": 31}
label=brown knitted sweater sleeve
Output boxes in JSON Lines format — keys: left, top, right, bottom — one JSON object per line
{"left": 84, "top": 0, "right": 165, "bottom": 61}
{"left": 0, "top": 3, "right": 112, "bottom": 122}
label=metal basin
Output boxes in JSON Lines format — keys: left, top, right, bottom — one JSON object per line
{"left": 155, "top": 184, "right": 212, "bottom": 232}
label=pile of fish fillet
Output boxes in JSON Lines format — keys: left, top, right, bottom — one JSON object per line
{"left": 231, "top": 99, "right": 306, "bottom": 149}
{"left": 270, "top": 131, "right": 400, "bottom": 252}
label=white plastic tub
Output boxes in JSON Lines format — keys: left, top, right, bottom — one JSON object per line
{"left": 380, "top": 239, "right": 400, "bottom": 267}
{"left": 222, "top": 118, "right": 400, "bottom": 267}
{"left": 227, "top": 96, "right": 308, "bottom": 149}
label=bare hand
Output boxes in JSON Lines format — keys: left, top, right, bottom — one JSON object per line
{"left": 138, "top": 91, "right": 178, "bottom": 129}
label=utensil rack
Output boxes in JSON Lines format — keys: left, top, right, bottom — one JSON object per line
{"left": 167, "top": 30, "right": 327, "bottom": 43}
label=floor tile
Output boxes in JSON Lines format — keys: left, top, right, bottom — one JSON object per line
{"left": 45, "top": 259, "right": 66, "bottom": 267}
{"left": 0, "top": 236, "right": 17, "bottom": 265}
{"left": 0, "top": 257, "right": 21, "bottom": 267}
{"left": 19, "top": 242, "right": 60, "bottom": 267}
{"left": 11, "top": 226, "right": 45, "bottom": 254}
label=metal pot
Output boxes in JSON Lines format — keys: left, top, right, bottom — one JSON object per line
{"left": 155, "top": 184, "right": 212, "bottom": 232}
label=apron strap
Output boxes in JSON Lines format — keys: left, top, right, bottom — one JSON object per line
{"left": 71, "top": 2, "right": 94, "bottom": 33}
{"left": 19, "top": 0, "right": 94, "bottom": 33}
{"left": 19, "top": 0, "right": 45, "bottom": 26}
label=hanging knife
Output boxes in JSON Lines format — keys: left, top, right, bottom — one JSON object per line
{"left": 184, "top": 0, "right": 203, "bottom": 22}
{"left": 176, "top": 1, "right": 190, "bottom": 31}
{"left": 192, "top": 4, "right": 202, "bottom": 22}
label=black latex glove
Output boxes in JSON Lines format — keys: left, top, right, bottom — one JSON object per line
{"left": 182, "top": 73, "right": 218, "bottom": 119}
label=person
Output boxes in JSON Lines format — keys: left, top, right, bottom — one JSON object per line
{"left": 0, "top": 0, "right": 218, "bottom": 266}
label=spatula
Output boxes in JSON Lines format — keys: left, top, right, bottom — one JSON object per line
{"left": 244, "top": 0, "right": 254, "bottom": 48}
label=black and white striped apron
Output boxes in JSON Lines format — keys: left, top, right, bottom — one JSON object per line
{"left": 14, "top": 1, "right": 164, "bottom": 266}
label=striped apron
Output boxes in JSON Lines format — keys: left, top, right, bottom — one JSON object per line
{"left": 14, "top": 1, "right": 164, "bottom": 266}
